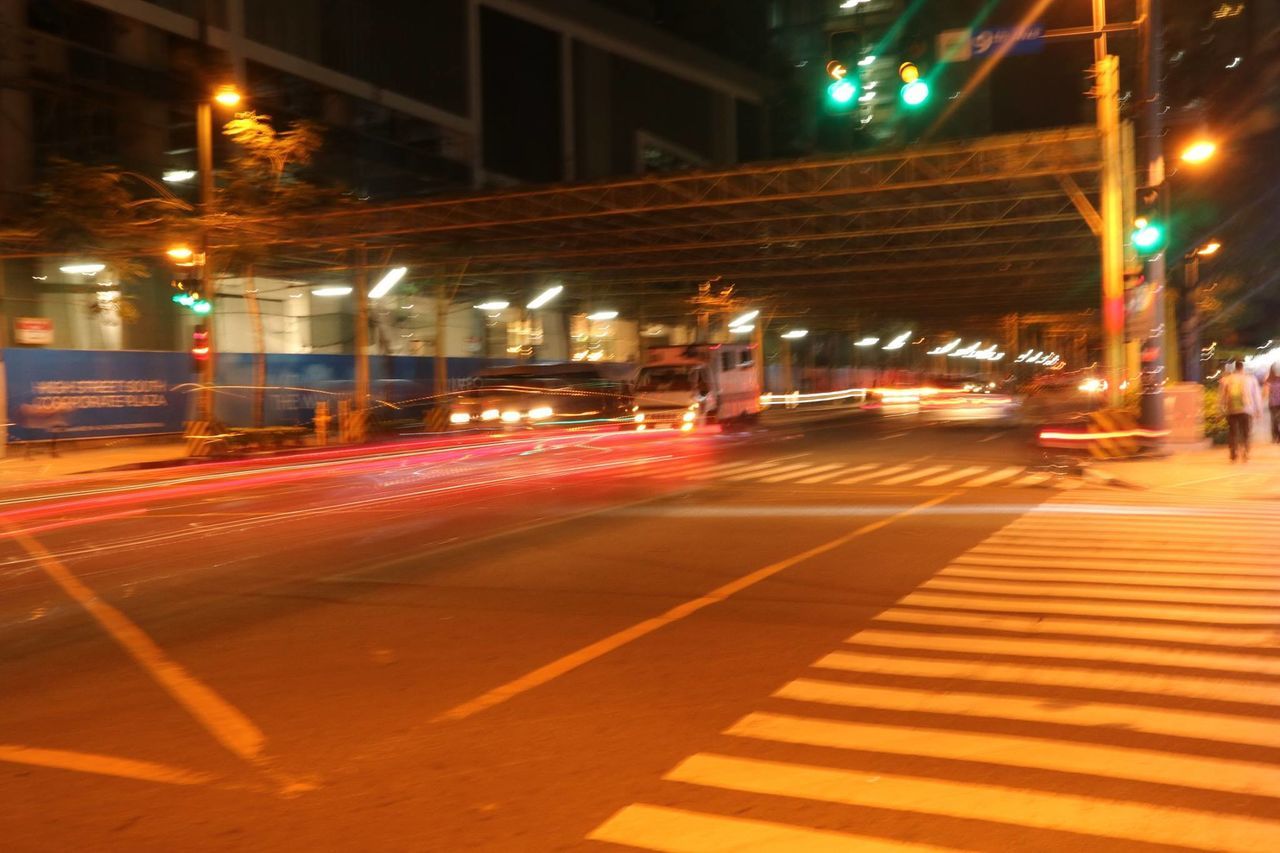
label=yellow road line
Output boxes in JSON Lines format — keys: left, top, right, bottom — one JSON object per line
{"left": 433, "top": 492, "right": 956, "bottom": 722}
{"left": 0, "top": 744, "right": 215, "bottom": 787}
{"left": 8, "top": 527, "right": 266, "bottom": 764}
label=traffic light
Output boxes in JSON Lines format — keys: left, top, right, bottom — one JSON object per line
{"left": 825, "top": 30, "right": 861, "bottom": 114}
{"left": 191, "top": 326, "right": 210, "bottom": 367}
{"left": 172, "top": 278, "right": 212, "bottom": 314}
{"left": 825, "top": 60, "right": 858, "bottom": 112}
{"left": 1131, "top": 216, "right": 1165, "bottom": 255}
{"left": 899, "top": 62, "right": 930, "bottom": 107}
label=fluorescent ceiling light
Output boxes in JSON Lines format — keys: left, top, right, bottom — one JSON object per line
{"left": 163, "top": 169, "right": 196, "bottom": 183}
{"left": 729, "top": 324, "right": 754, "bottom": 333}
{"left": 587, "top": 310, "right": 618, "bottom": 321}
{"left": 475, "top": 300, "right": 509, "bottom": 311}
{"left": 731, "top": 309, "right": 759, "bottom": 326}
{"left": 312, "top": 286, "right": 352, "bottom": 297}
{"left": 59, "top": 263, "right": 105, "bottom": 275}
{"left": 368, "top": 266, "right": 407, "bottom": 299}
{"left": 928, "top": 339, "right": 961, "bottom": 356}
{"left": 527, "top": 284, "right": 563, "bottom": 310}
{"left": 882, "top": 331, "right": 912, "bottom": 350}
{"left": 854, "top": 336, "right": 879, "bottom": 347}
{"left": 781, "top": 329, "right": 808, "bottom": 339}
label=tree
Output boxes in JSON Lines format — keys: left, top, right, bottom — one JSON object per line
{"left": 29, "top": 159, "right": 191, "bottom": 326}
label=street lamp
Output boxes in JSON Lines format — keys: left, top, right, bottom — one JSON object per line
{"left": 1179, "top": 139, "right": 1217, "bottom": 165}
{"left": 1180, "top": 240, "right": 1224, "bottom": 383}
{"left": 193, "top": 82, "right": 243, "bottom": 421}
{"left": 1196, "top": 240, "right": 1221, "bottom": 257}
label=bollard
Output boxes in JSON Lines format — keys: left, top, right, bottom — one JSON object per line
{"left": 314, "top": 401, "right": 330, "bottom": 446}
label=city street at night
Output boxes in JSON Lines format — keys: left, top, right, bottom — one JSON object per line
{"left": 4, "top": 409, "right": 1280, "bottom": 850}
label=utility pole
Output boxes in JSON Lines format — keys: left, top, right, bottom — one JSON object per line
{"left": 1092, "top": 0, "right": 1126, "bottom": 408}
{"left": 1138, "top": 0, "right": 1168, "bottom": 431}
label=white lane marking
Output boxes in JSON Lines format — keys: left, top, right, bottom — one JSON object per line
{"left": 587, "top": 803, "right": 952, "bottom": 852}
{"left": 774, "top": 678, "right": 1280, "bottom": 749}
{"left": 918, "top": 466, "right": 988, "bottom": 486}
{"left": 848, "top": 628, "right": 1280, "bottom": 676}
{"left": 1011, "top": 472, "right": 1054, "bottom": 487}
{"left": 977, "top": 430, "right": 1010, "bottom": 443}
{"left": 943, "top": 564, "right": 1280, "bottom": 589}
{"left": 814, "top": 650, "right": 1280, "bottom": 706}
{"left": 878, "top": 431, "right": 911, "bottom": 440}
{"left": 899, "top": 590, "right": 1277, "bottom": 623}
{"left": 957, "top": 466, "right": 1026, "bottom": 487}
{"left": 666, "top": 754, "right": 1280, "bottom": 852}
{"left": 759, "top": 463, "right": 846, "bottom": 484}
{"left": 873, "top": 465, "right": 952, "bottom": 486}
{"left": 729, "top": 711, "right": 1280, "bottom": 799}
{"left": 835, "top": 465, "right": 908, "bottom": 485}
{"left": 0, "top": 744, "right": 216, "bottom": 787}
{"left": 875, "top": 608, "right": 1280, "bottom": 647}
{"left": 8, "top": 529, "right": 266, "bottom": 764}
{"left": 797, "top": 464, "right": 875, "bottom": 484}
{"left": 923, "top": 575, "right": 1280, "bottom": 607}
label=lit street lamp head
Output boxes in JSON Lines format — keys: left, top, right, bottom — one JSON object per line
{"left": 1196, "top": 240, "right": 1222, "bottom": 257}
{"left": 213, "top": 85, "right": 242, "bottom": 108}
{"left": 1180, "top": 139, "right": 1216, "bottom": 164}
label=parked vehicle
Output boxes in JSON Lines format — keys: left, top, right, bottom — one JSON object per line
{"left": 632, "top": 344, "right": 761, "bottom": 431}
{"left": 448, "top": 363, "right": 633, "bottom": 429}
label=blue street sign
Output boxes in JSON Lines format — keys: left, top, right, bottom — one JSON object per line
{"left": 971, "top": 24, "right": 1045, "bottom": 58}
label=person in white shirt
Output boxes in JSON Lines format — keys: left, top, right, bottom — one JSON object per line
{"left": 1219, "top": 359, "right": 1265, "bottom": 462}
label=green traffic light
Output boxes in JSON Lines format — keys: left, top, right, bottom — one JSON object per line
{"left": 1131, "top": 218, "right": 1164, "bottom": 253}
{"left": 827, "top": 78, "right": 857, "bottom": 105}
{"left": 901, "top": 79, "right": 930, "bottom": 107}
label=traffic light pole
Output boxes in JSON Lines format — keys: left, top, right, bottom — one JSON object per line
{"left": 1095, "top": 54, "right": 1126, "bottom": 409}
{"left": 1138, "top": 0, "right": 1168, "bottom": 432}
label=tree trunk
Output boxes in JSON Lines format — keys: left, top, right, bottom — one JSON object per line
{"left": 244, "top": 264, "right": 267, "bottom": 427}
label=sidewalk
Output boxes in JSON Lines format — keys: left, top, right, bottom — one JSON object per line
{"left": 1096, "top": 440, "right": 1280, "bottom": 500}
{"left": 0, "top": 440, "right": 189, "bottom": 485}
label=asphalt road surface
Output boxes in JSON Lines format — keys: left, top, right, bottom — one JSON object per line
{"left": 3, "top": 407, "right": 1279, "bottom": 851}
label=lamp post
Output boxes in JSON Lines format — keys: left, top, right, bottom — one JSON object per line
{"left": 194, "top": 83, "right": 241, "bottom": 422}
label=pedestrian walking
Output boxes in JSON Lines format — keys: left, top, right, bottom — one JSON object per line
{"left": 1219, "top": 359, "right": 1264, "bottom": 462}
{"left": 1267, "top": 366, "right": 1280, "bottom": 444}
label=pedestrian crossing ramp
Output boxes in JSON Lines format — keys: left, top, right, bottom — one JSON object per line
{"left": 623, "top": 456, "right": 1076, "bottom": 490}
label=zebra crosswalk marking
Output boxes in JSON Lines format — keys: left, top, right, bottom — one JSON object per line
{"left": 847, "top": 628, "right": 1280, "bottom": 676}
{"left": 872, "top": 465, "right": 952, "bottom": 485}
{"left": 723, "top": 462, "right": 815, "bottom": 482}
{"left": 952, "top": 552, "right": 1277, "bottom": 575}
{"left": 727, "top": 711, "right": 1280, "bottom": 799}
{"left": 759, "top": 463, "right": 845, "bottom": 483}
{"left": 957, "top": 465, "right": 1025, "bottom": 487}
{"left": 922, "top": 575, "right": 1280, "bottom": 606}
{"left": 797, "top": 464, "right": 874, "bottom": 484}
{"left": 664, "top": 753, "right": 1280, "bottom": 852}
{"left": 774, "top": 678, "right": 1280, "bottom": 749}
{"left": 835, "top": 464, "right": 909, "bottom": 484}
{"left": 588, "top": 803, "right": 956, "bottom": 852}
{"left": 898, "top": 590, "right": 1278, "bottom": 623}
{"left": 942, "top": 563, "right": 1280, "bottom": 590}
{"left": 876, "top": 607, "right": 1280, "bottom": 646}
{"left": 917, "top": 465, "right": 988, "bottom": 486}
{"left": 814, "top": 649, "right": 1280, "bottom": 706}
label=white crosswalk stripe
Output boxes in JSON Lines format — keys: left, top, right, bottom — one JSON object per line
{"left": 630, "top": 457, "right": 1079, "bottom": 490}
{"left": 587, "top": 489, "right": 1280, "bottom": 852}
{"left": 797, "top": 464, "right": 874, "bottom": 484}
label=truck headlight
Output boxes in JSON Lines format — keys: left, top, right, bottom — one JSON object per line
{"left": 481, "top": 408, "right": 500, "bottom": 421}
{"left": 501, "top": 410, "right": 522, "bottom": 423}
{"left": 682, "top": 411, "right": 695, "bottom": 423}
{"left": 634, "top": 412, "right": 646, "bottom": 423}
{"left": 528, "top": 406, "right": 553, "bottom": 420}
{"left": 449, "top": 412, "right": 472, "bottom": 425}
